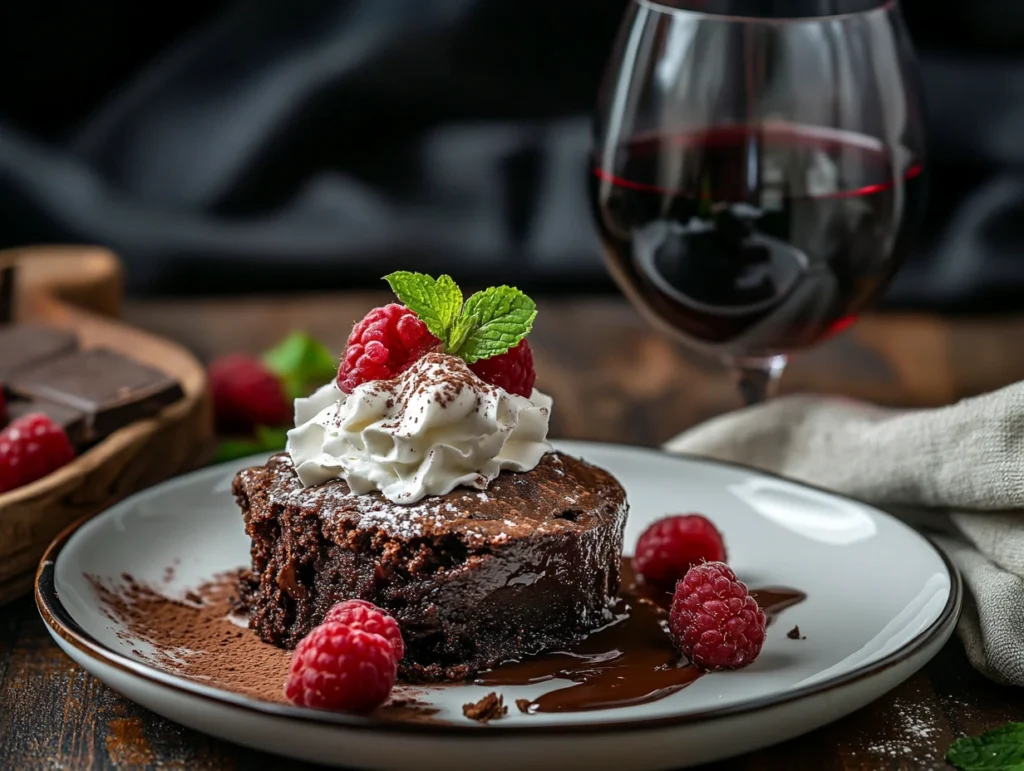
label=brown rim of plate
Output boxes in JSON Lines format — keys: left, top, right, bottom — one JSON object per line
{"left": 34, "top": 442, "right": 963, "bottom": 737}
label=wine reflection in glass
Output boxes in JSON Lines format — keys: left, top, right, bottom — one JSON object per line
{"left": 591, "top": 0, "right": 927, "bottom": 405}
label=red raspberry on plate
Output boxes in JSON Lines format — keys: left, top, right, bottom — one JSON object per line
{"left": 668, "top": 561, "right": 766, "bottom": 671}
{"left": 338, "top": 304, "right": 440, "bottom": 393}
{"left": 284, "top": 622, "right": 397, "bottom": 712}
{"left": 208, "top": 354, "right": 291, "bottom": 429}
{"left": 0, "top": 412, "right": 76, "bottom": 493}
{"left": 634, "top": 514, "right": 726, "bottom": 589}
{"left": 469, "top": 339, "right": 536, "bottom": 398}
{"left": 323, "top": 599, "right": 405, "bottom": 661}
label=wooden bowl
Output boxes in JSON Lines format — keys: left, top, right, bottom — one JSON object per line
{"left": 0, "top": 246, "right": 213, "bottom": 605}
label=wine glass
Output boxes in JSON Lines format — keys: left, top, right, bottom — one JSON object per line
{"left": 591, "top": 0, "right": 927, "bottom": 405}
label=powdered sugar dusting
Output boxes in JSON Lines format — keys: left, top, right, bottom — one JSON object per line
{"left": 248, "top": 452, "right": 625, "bottom": 543}
{"left": 852, "top": 696, "right": 944, "bottom": 766}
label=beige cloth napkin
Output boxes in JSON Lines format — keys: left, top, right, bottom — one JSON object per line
{"left": 664, "top": 382, "right": 1024, "bottom": 687}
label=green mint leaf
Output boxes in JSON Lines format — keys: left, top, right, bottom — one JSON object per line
{"left": 447, "top": 312, "right": 478, "bottom": 356}
{"left": 213, "top": 426, "right": 289, "bottom": 463}
{"left": 455, "top": 286, "right": 537, "bottom": 364}
{"left": 948, "top": 723, "right": 1024, "bottom": 770}
{"left": 383, "top": 271, "right": 463, "bottom": 346}
{"left": 262, "top": 331, "right": 338, "bottom": 401}
{"left": 432, "top": 274, "right": 464, "bottom": 333}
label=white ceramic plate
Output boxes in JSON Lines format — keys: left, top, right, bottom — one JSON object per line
{"left": 36, "top": 441, "right": 960, "bottom": 770}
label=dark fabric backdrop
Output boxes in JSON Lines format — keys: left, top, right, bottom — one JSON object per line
{"left": 2, "top": 0, "right": 1024, "bottom": 308}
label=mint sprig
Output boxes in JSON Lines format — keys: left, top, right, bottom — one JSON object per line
{"left": 383, "top": 272, "right": 536, "bottom": 364}
{"left": 947, "top": 722, "right": 1024, "bottom": 770}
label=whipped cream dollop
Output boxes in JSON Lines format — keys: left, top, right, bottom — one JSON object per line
{"left": 286, "top": 353, "right": 552, "bottom": 504}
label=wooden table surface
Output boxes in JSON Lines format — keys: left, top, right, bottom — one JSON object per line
{"left": 3, "top": 292, "right": 1024, "bottom": 770}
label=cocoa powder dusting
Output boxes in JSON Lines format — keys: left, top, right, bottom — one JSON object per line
{"left": 89, "top": 570, "right": 292, "bottom": 704}
{"left": 87, "top": 571, "right": 452, "bottom": 724}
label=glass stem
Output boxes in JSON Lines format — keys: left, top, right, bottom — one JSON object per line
{"left": 730, "top": 354, "right": 788, "bottom": 407}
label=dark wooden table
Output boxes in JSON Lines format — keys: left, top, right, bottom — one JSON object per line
{"left": 3, "top": 293, "right": 1024, "bottom": 770}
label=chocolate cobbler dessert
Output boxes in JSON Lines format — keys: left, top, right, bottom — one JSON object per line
{"left": 232, "top": 273, "right": 629, "bottom": 682}
{"left": 233, "top": 450, "right": 627, "bottom": 682}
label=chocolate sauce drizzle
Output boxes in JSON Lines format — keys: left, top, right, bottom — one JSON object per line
{"left": 476, "top": 560, "right": 805, "bottom": 713}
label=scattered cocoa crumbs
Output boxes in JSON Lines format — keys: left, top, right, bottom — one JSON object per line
{"left": 161, "top": 559, "right": 179, "bottom": 584}
{"left": 104, "top": 717, "right": 154, "bottom": 766}
{"left": 787, "top": 625, "right": 805, "bottom": 640}
{"left": 515, "top": 698, "right": 532, "bottom": 714}
{"left": 378, "top": 698, "right": 445, "bottom": 725}
{"left": 462, "top": 692, "right": 507, "bottom": 723}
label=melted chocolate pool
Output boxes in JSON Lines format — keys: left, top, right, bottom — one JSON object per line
{"left": 476, "top": 560, "right": 805, "bottom": 713}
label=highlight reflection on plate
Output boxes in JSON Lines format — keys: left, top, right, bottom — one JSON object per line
{"left": 728, "top": 478, "right": 878, "bottom": 545}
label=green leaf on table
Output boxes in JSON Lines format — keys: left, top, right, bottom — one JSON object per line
{"left": 383, "top": 271, "right": 463, "bottom": 347}
{"left": 254, "top": 425, "right": 289, "bottom": 447}
{"left": 947, "top": 723, "right": 1024, "bottom": 770}
{"left": 454, "top": 285, "right": 536, "bottom": 364}
{"left": 213, "top": 425, "right": 290, "bottom": 463}
{"left": 262, "top": 331, "right": 337, "bottom": 400}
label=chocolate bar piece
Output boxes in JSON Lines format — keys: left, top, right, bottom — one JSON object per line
{"left": 0, "top": 324, "right": 78, "bottom": 381}
{"left": 9, "top": 348, "right": 184, "bottom": 442}
{"left": 0, "top": 265, "right": 15, "bottom": 324}
{"left": 5, "top": 398, "right": 87, "bottom": 446}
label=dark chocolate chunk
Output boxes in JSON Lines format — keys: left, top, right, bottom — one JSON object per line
{"left": 5, "top": 398, "right": 87, "bottom": 446}
{"left": 0, "top": 265, "right": 15, "bottom": 325}
{"left": 0, "top": 324, "right": 78, "bottom": 381}
{"left": 9, "top": 348, "right": 184, "bottom": 442}
{"left": 462, "top": 693, "right": 507, "bottom": 723}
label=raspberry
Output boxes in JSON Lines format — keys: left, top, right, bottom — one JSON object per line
{"left": 634, "top": 514, "right": 727, "bottom": 589}
{"left": 469, "top": 339, "right": 536, "bottom": 398}
{"left": 338, "top": 304, "right": 440, "bottom": 393}
{"left": 668, "top": 562, "right": 766, "bottom": 671}
{"left": 0, "top": 413, "right": 76, "bottom": 493}
{"left": 284, "top": 623, "right": 396, "bottom": 712}
{"left": 208, "top": 354, "right": 291, "bottom": 429}
{"left": 323, "top": 599, "right": 405, "bottom": 661}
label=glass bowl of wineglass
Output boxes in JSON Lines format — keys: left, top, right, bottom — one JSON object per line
{"left": 591, "top": 0, "right": 927, "bottom": 405}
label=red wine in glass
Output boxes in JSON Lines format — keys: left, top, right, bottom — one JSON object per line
{"left": 592, "top": 124, "right": 926, "bottom": 356}
{"left": 592, "top": 0, "right": 927, "bottom": 404}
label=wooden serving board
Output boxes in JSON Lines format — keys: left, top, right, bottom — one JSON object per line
{"left": 0, "top": 246, "right": 213, "bottom": 605}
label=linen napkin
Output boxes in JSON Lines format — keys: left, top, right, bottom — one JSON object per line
{"left": 664, "top": 382, "right": 1024, "bottom": 687}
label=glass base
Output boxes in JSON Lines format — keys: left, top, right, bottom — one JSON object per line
{"left": 729, "top": 355, "right": 788, "bottom": 406}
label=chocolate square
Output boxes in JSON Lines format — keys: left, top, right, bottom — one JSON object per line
{"left": 0, "top": 265, "right": 15, "bottom": 325}
{"left": 0, "top": 324, "right": 78, "bottom": 381}
{"left": 9, "top": 348, "right": 184, "bottom": 442}
{"left": 5, "top": 398, "right": 87, "bottom": 446}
